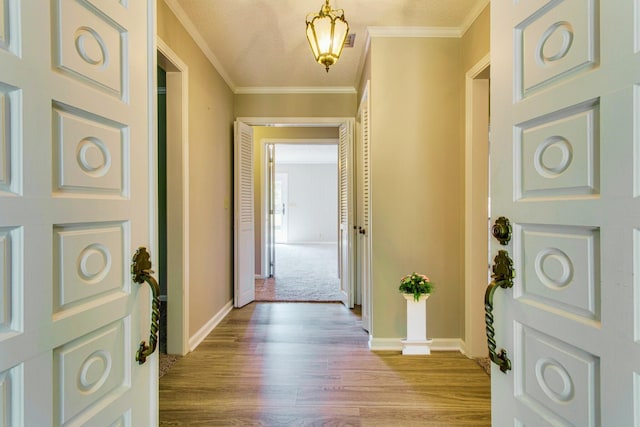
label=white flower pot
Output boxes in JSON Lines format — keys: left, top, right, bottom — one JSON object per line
{"left": 401, "top": 293, "right": 432, "bottom": 355}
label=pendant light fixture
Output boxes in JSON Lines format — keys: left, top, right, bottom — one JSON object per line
{"left": 305, "top": 0, "right": 349, "bottom": 72}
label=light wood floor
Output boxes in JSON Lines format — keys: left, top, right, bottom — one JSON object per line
{"left": 159, "top": 302, "right": 491, "bottom": 426}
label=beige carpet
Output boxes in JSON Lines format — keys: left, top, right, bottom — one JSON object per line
{"left": 159, "top": 353, "right": 181, "bottom": 378}
{"left": 255, "top": 243, "right": 342, "bottom": 302}
{"left": 476, "top": 357, "right": 491, "bottom": 375}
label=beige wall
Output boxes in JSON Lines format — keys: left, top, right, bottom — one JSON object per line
{"left": 368, "top": 36, "right": 463, "bottom": 339}
{"left": 235, "top": 93, "right": 356, "bottom": 118}
{"left": 252, "top": 127, "right": 339, "bottom": 275}
{"left": 157, "top": 1, "right": 235, "bottom": 338}
{"left": 462, "top": 6, "right": 490, "bottom": 72}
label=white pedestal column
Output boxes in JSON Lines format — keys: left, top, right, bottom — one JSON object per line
{"left": 401, "top": 293, "right": 432, "bottom": 355}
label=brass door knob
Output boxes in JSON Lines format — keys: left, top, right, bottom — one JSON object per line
{"left": 491, "top": 217, "right": 512, "bottom": 246}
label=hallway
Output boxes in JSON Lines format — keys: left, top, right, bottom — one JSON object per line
{"left": 159, "top": 303, "right": 491, "bottom": 426}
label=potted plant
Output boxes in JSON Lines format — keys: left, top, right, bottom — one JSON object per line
{"left": 399, "top": 273, "right": 434, "bottom": 355}
{"left": 399, "top": 272, "right": 434, "bottom": 301}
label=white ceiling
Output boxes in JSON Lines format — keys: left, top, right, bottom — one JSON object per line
{"left": 164, "top": 0, "right": 488, "bottom": 92}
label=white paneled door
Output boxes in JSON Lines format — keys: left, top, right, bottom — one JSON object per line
{"left": 234, "top": 121, "right": 255, "bottom": 307}
{"left": 0, "top": 0, "right": 155, "bottom": 426}
{"left": 491, "top": 0, "right": 640, "bottom": 425}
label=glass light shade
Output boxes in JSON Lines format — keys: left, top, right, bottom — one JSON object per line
{"left": 305, "top": 2, "right": 349, "bottom": 72}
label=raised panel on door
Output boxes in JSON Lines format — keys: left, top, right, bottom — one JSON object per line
{"left": 492, "top": 0, "right": 640, "bottom": 425}
{"left": 0, "top": 0, "right": 154, "bottom": 425}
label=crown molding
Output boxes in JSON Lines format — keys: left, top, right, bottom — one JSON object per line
{"left": 460, "top": 0, "right": 490, "bottom": 36}
{"left": 234, "top": 86, "right": 356, "bottom": 95}
{"left": 367, "top": 26, "right": 463, "bottom": 38}
{"left": 163, "top": 0, "right": 236, "bottom": 92}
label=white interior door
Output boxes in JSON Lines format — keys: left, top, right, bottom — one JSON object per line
{"left": 0, "top": 0, "right": 155, "bottom": 425}
{"left": 234, "top": 121, "right": 255, "bottom": 307}
{"left": 491, "top": 1, "right": 640, "bottom": 425}
{"left": 338, "top": 122, "right": 354, "bottom": 308}
{"left": 357, "top": 82, "right": 372, "bottom": 332}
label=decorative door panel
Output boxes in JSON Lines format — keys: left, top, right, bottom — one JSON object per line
{"left": 0, "top": 227, "right": 20, "bottom": 335}
{"left": 514, "top": 223, "right": 600, "bottom": 323}
{"left": 0, "top": 82, "right": 19, "bottom": 195}
{"left": 53, "top": 0, "right": 125, "bottom": 98}
{"left": 492, "top": 0, "right": 639, "bottom": 425}
{"left": 53, "top": 222, "right": 126, "bottom": 314}
{"left": 0, "top": 0, "right": 18, "bottom": 56}
{"left": 0, "top": 363, "right": 22, "bottom": 427}
{"left": 54, "top": 319, "right": 128, "bottom": 426}
{"left": 515, "top": 100, "right": 599, "bottom": 200}
{"left": 515, "top": 323, "right": 599, "bottom": 427}
{"left": 514, "top": 0, "right": 598, "bottom": 100}
{"left": 52, "top": 103, "right": 127, "bottom": 196}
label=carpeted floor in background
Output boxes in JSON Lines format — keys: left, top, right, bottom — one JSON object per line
{"left": 255, "top": 243, "right": 342, "bottom": 302}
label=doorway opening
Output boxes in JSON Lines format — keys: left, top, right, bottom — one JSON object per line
{"left": 233, "top": 117, "right": 355, "bottom": 308}
{"left": 157, "top": 40, "right": 190, "bottom": 366}
{"left": 258, "top": 143, "right": 342, "bottom": 302}
{"left": 464, "top": 54, "right": 491, "bottom": 360}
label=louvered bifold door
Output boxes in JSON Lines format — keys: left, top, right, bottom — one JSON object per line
{"left": 234, "top": 121, "right": 255, "bottom": 307}
{"left": 360, "top": 82, "right": 372, "bottom": 331}
{"left": 338, "top": 122, "right": 354, "bottom": 308}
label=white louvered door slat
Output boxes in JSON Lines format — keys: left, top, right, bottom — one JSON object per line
{"left": 234, "top": 121, "right": 255, "bottom": 307}
{"left": 492, "top": 1, "right": 640, "bottom": 425}
{"left": 0, "top": 0, "right": 155, "bottom": 425}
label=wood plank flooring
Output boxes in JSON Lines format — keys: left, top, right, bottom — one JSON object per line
{"left": 159, "top": 303, "right": 491, "bottom": 426}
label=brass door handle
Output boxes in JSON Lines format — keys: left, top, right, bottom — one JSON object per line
{"left": 131, "top": 247, "right": 160, "bottom": 365}
{"left": 484, "top": 250, "right": 514, "bottom": 373}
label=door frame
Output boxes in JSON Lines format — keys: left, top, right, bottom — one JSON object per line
{"left": 464, "top": 53, "right": 490, "bottom": 358}
{"left": 157, "top": 38, "right": 190, "bottom": 356}
{"left": 259, "top": 137, "right": 339, "bottom": 278}
{"left": 237, "top": 117, "right": 355, "bottom": 306}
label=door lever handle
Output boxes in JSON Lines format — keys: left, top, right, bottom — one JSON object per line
{"left": 484, "top": 250, "right": 514, "bottom": 373}
{"left": 131, "top": 247, "right": 160, "bottom": 365}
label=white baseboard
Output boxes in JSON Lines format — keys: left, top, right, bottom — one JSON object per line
{"left": 369, "top": 336, "right": 463, "bottom": 352}
{"left": 189, "top": 299, "right": 233, "bottom": 352}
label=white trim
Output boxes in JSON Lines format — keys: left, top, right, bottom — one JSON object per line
{"left": 162, "top": 0, "right": 236, "bottom": 91}
{"left": 157, "top": 37, "right": 191, "bottom": 356}
{"left": 148, "top": 2, "right": 158, "bottom": 424}
{"left": 189, "top": 300, "right": 233, "bottom": 351}
{"left": 369, "top": 337, "right": 463, "bottom": 352}
{"left": 460, "top": 0, "right": 490, "bottom": 36}
{"left": 238, "top": 117, "right": 354, "bottom": 127}
{"left": 367, "top": 26, "right": 463, "bottom": 38}
{"left": 235, "top": 86, "right": 356, "bottom": 95}
{"left": 431, "top": 339, "right": 465, "bottom": 351}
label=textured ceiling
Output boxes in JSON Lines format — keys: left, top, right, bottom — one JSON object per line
{"left": 164, "top": 0, "right": 488, "bottom": 91}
